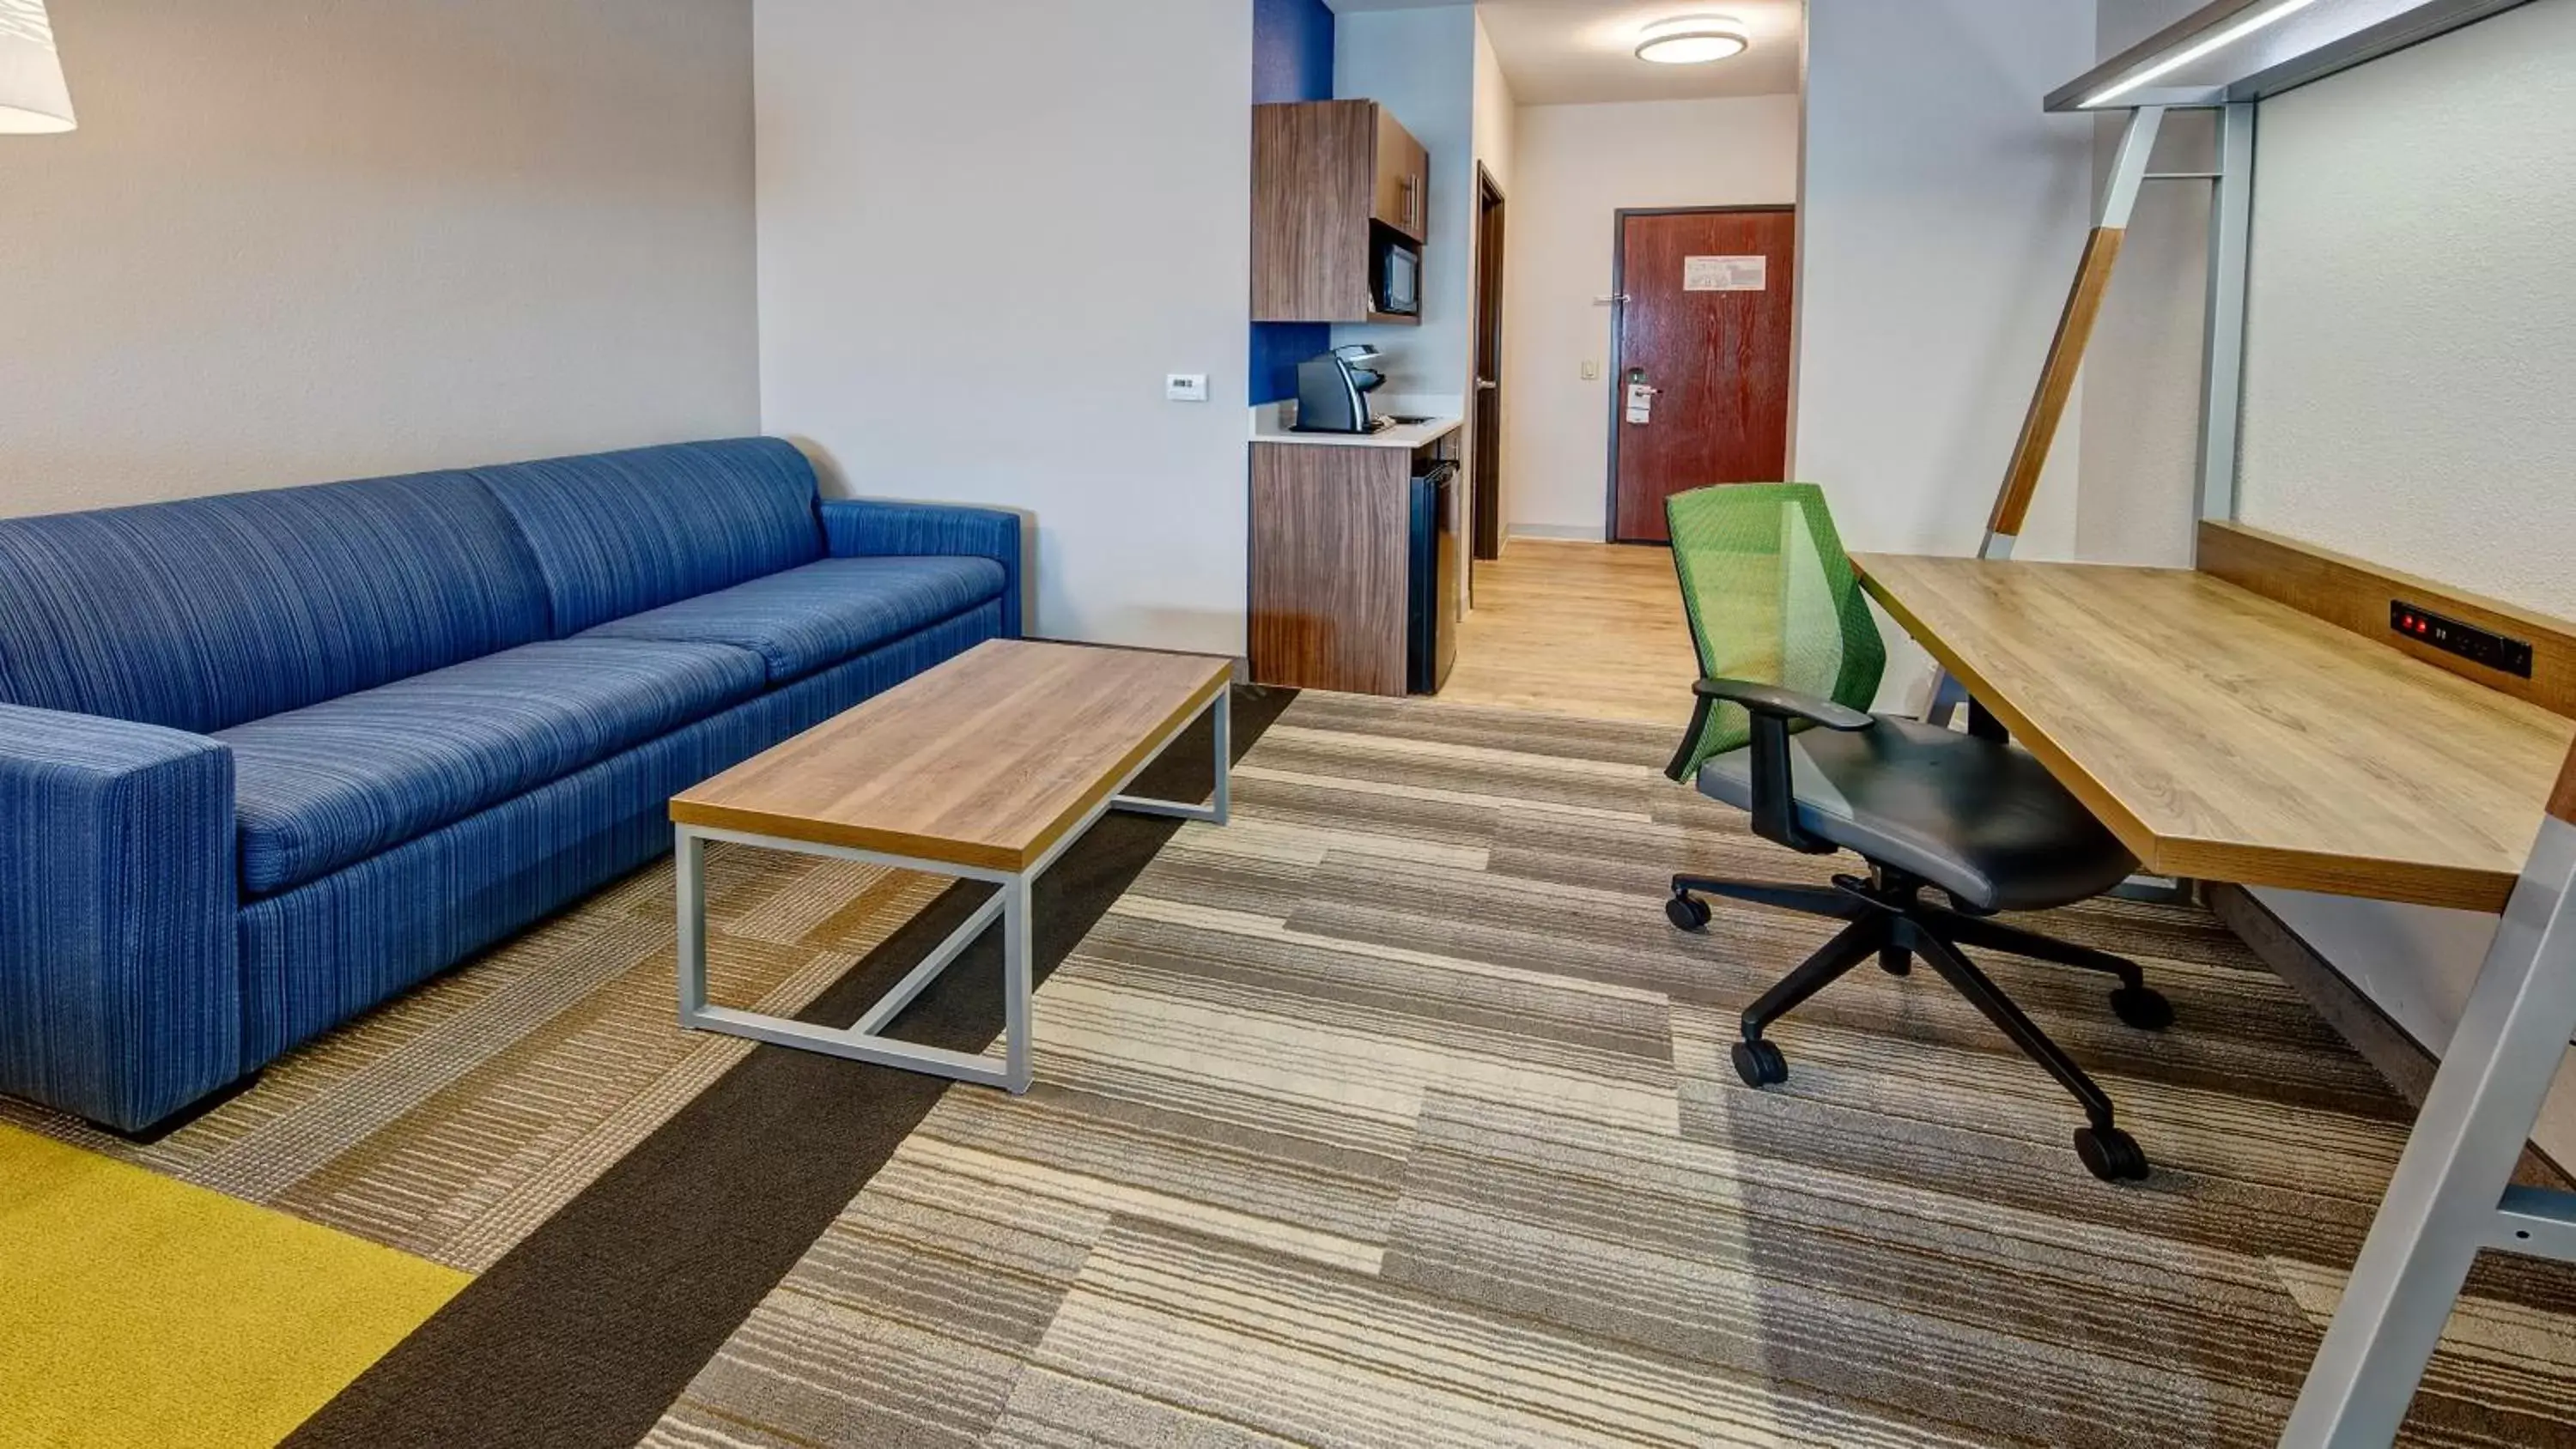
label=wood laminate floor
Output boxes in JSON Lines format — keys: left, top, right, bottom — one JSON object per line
{"left": 1441, "top": 539, "right": 1698, "bottom": 727}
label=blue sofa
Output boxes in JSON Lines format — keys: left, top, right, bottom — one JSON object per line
{"left": 0, "top": 438, "right": 1021, "bottom": 1133}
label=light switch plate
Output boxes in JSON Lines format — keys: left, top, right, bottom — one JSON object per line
{"left": 1580, "top": 360, "right": 1601, "bottom": 380}
{"left": 1165, "top": 373, "right": 1209, "bottom": 403}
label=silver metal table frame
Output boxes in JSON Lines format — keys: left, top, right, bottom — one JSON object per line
{"left": 673, "top": 687, "right": 1230, "bottom": 1094}
{"left": 2283, "top": 808, "right": 2576, "bottom": 1446}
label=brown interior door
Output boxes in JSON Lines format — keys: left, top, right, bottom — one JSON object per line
{"left": 1609, "top": 208, "right": 1795, "bottom": 543}
{"left": 1471, "top": 168, "right": 1505, "bottom": 564}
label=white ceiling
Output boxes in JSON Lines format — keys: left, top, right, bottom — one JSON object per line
{"left": 1325, "top": 1, "right": 1804, "bottom": 106}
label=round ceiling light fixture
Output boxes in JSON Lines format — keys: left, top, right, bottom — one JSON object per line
{"left": 1634, "top": 15, "right": 1749, "bottom": 66}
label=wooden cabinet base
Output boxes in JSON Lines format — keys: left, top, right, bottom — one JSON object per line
{"left": 1250, "top": 442, "right": 1413, "bottom": 695}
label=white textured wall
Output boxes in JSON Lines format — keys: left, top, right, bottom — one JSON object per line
{"left": 1472, "top": 15, "right": 1516, "bottom": 197}
{"left": 1500, "top": 96, "right": 1801, "bottom": 539}
{"left": 1795, "top": 0, "right": 2095, "bottom": 705}
{"left": 1331, "top": 5, "right": 1479, "bottom": 413}
{"left": 0, "top": 0, "right": 758, "bottom": 518}
{"left": 1793, "top": 0, "right": 2096, "bottom": 563}
{"left": 2226, "top": 0, "right": 2576, "bottom": 1165}
{"left": 2074, "top": 0, "right": 2215, "bottom": 567}
{"left": 755, "top": 0, "right": 1253, "bottom": 654}
{"left": 2235, "top": 0, "right": 2576, "bottom": 619}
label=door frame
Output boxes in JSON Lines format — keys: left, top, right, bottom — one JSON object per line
{"left": 1603, "top": 203, "right": 1798, "bottom": 544}
{"left": 1471, "top": 163, "right": 1507, "bottom": 568}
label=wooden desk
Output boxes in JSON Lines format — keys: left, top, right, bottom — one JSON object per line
{"left": 1852, "top": 555, "right": 2574, "bottom": 912}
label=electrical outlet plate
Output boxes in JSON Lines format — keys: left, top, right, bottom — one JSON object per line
{"left": 2391, "top": 600, "right": 2535, "bottom": 678}
{"left": 1165, "top": 373, "right": 1208, "bottom": 403}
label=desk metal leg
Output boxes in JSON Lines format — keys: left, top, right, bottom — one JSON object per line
{"left": 2281, "top": 816, "right": 2576, "bottom": 1446}
{"left": 1922, "top": 668, "right": 1970, "bottom": 729}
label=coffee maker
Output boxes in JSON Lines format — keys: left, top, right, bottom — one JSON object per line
{"left": 1292, "top": 345, "right": 1390, "bottom": 434}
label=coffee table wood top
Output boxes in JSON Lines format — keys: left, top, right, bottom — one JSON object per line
{"left": 671, "top": 640, "right": 1230, "bottom": 872}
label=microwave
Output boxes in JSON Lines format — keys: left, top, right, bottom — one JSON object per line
{"left": 1371, "top": 233, "right": 1420, "bottom": 318}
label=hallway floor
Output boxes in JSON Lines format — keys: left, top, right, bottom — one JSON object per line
{"left": 1442, "top": 538, "right": 1698, "bottom": 727}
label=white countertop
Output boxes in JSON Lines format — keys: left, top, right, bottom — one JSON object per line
{"left": 1250, "top": 402, "right": 1462, "bottom": 451}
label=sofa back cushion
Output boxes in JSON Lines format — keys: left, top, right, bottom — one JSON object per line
{"left": 469, "top": 439, "right": 825, "bottom": 636}
{"left": 0, "top": 472, "right": 552, "bottom": 734}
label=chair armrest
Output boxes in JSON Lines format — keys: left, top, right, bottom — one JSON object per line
{"left": 1692, "top": 677, "right": 1874, "bottom": 731}
{"left": 1669, "top": 679, "right": 1871, "bottom": 856}
{"left": 819, "top": 498, "right": 1024, "bottom": 637}
{"left": 0, "top": 705, "right": 240, "bottom": 1132}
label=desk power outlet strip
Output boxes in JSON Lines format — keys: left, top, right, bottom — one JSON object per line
{"left": 2390, "top": 600, "right": 2534, "bottom": 678}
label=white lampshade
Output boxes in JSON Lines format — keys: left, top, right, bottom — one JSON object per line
{"left": 0, "top": 0, "right": 76, "bottom": 134}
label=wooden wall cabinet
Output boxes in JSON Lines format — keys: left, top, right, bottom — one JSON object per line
{"left": 1252, "top": 100, "right": 1428, "bottom": 326}
{"left": 1369, "top": 107, "right": 1431, "bottom": 242}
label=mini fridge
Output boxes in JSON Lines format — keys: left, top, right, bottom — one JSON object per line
{"left": 1406, "top": 462, "right": 1461, "bottom": 694}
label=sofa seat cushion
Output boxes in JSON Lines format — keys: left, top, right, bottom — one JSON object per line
{"left": 578, "top": 556, "right": 1007, "bottom": 686}
{"left": 221, "top": 638, "right": 766, "bottom": 895}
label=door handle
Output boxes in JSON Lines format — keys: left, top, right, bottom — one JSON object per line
{"left": 1475, "top": 379, "right": 1498, "bottom": 391}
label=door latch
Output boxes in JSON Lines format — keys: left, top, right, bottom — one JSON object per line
{"left": 1625, "top": 367, "right": 1657, "bottom": 426}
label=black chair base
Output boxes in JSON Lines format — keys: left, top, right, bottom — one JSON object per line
{"left": 1670, "top": 869, "right": 2164, "bottom": 1183}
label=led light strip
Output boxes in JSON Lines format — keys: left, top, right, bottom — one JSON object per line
{"left": 2083, "top": 0, "right": 2330, "bottom": 107}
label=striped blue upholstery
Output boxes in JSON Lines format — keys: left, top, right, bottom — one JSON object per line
{"left": 580, "top": 556, "right": 1005, "bottom": 686}
{"left": 222, "top": 638, "right": 767, "bottom": 895}
{"left": 0, "top": 705, "right": 238, "bottom": 1133}
{"left": 0, "top": 472, "right": 550, "bottom": 734}
{"left": 820, "top": 498, "right": 1024, "bottom": 638}
{"left": 472, "top": 439, "right": 825, "bottom": 636}
{"left": 0, "top": 434, "right": 1018, "bottom": 1131}
{"left": 238, "top": 602, "right": 1005, "bottom": 1060}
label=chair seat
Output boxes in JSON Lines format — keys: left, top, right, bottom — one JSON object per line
{"left": 1698, "top": 714, "right": 2137, "bottom": 912}
{"left": 579, "top": 555, "right": 1006, "bottom": 686}
{"left": 223, "top": 638, "right": 767, "bottom": 895}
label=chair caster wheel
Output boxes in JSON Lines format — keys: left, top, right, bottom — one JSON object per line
{"left": 1667, "top": 892, "right": 1712, "bottom": 933}
{"left": 2110, "top": 985, "right": 2173, "bottom": 1032}
{"left": 2075, "top": 1125, "right": 2149, "bottom": 1182}
{"left": 1732, "top": 1038, "right": 1787, "bottom": 1088}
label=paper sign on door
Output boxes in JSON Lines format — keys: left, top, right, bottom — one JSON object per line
{"left": 1625, "top": 382, "right": 1654, "bottom": 425}
{"left": 1685, "top": 255, "right": 1767, "bottom": 292}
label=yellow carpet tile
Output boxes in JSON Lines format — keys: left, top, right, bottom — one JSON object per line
{"left": 0, "top": 1125, "right": 465, "bottom": 1449}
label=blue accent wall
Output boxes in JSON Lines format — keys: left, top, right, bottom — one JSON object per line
{"left": 1251, "top": 322, "right": 1333, "bottom": 410}
{"left": 1249, "top": 0, "right": 1336, "bottom": 407}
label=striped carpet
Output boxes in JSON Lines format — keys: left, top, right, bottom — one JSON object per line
{"left": 641, "top": 690, "right": 2576, "bottom": 1449}
{"left": 0, "top": 842, "right": 955, "bottom": 1276}
{"left": 7, "top": 686, "right": 2574, "bottom": 1446}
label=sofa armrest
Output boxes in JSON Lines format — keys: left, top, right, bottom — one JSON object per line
{"left": 820, "top": 498, "right": 1024, "bottom": 638}
{"left": 0, "top": 705, "right": 240, "bottom": 1132}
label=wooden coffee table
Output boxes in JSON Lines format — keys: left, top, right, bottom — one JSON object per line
{"left": 668, "top": 639, "right": 1232, "bottom": 1092}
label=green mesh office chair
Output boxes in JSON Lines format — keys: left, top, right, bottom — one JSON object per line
{"left": 1662, "top": 483, "right": 2170, "bottom": 1183}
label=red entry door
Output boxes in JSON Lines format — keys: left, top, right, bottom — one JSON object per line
{"left": 1609, "top": 208, "right": 1796, "bottom": 543}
